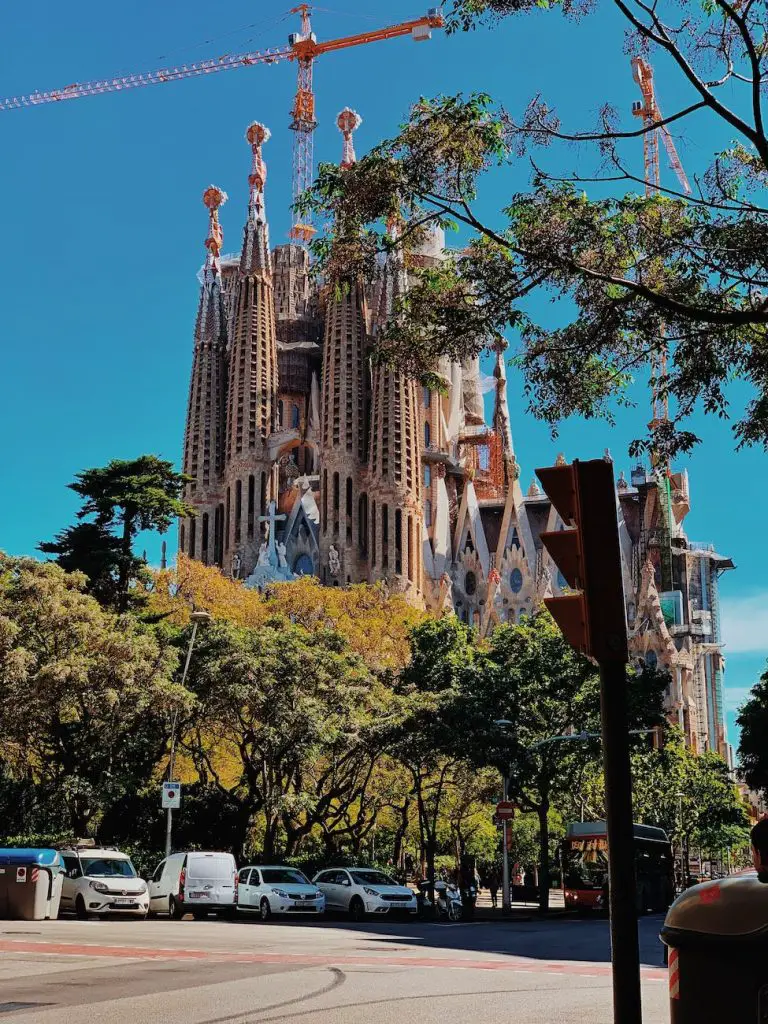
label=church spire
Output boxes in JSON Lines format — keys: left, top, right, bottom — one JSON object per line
{"left": 240, "top": 121, "right": 272, "bottom": 278}
{"left": 492, "top": 338, "right": 515, "bottom": 457}
{"left": 180, "top": 185, "right": 229, "bottom": 567}
{"left": 223, "top": 121, "right": 280, "bottom": 577}
{"left": 367, "top": 215, "right": 423, "bottom": 600}
{"left": 318, "top": 107, "right": 369, "bottom": 584}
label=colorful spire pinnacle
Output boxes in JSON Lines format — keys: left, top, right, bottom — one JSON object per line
{"left": 240, "top": 121, "right": 272, "bottom": 276}
{"left": 337, "top": 107, "right": 362, "bottom": 169}
{"left": 202, "top": 185, "right": 228, "bottom": 270}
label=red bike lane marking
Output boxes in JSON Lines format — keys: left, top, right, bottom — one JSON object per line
{"left": 0, "top": 939, "right": 666, "bottom": 981}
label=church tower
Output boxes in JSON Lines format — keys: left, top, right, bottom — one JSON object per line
{"left": 367, "top": 218, "right": 423, "bottom": 600}
{"left": 318, "top": 109, "right": 370, "bottom": 585}
{"left": 223, "top": 122, "right": 280, "bottom": 578}
{"left": 180, "top": 186, "right": 229, "bottom": 567}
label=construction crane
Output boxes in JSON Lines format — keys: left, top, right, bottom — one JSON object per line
{"left": 631, "top": 55, "right": 691, "bottom": 435}
{"left": 0, "top": 5, "right": 445, "bottom": 242}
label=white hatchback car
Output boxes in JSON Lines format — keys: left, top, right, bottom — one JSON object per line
{"left": 313, "top": 867, "right": 418, "bottom": 921}
{"left": 237, "top": 865, "right": 325, "bottom": 920}
{"left": 59, "top": 846, "right": 149, "bottom": 918}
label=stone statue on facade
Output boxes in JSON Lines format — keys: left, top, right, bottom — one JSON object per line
{"left": 231, "top": 551, "right": 242, "bottom": 579}
{"left": 257, "top": 541, "right": 270, "bottom": 566}
{"left": 277, "top": 541, "right": 288, "bottom": 568}
{"left": 328, "top": 545, "right": 341, "bottom": 577}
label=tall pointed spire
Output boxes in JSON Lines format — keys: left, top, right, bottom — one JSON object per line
{"left": 318, "top": 108, "right": 370, "bottom": 585}
{"left": 240, "top": 121, "right": 272, "bottom": 278}
{"left": 180, "top": 185, "right": 229, "bottom": 567}
{"left": 367, "top": 215, "right": 424, "bottom": 601}
{"left": 223, "top": 121, "right": 280, "bottom": 577}
{"left": 492, "top": 338, "right": 514, "bottom": 457}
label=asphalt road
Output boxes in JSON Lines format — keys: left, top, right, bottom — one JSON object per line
{"left": 0, "top": 913, "right": 670, "bottom": 1023}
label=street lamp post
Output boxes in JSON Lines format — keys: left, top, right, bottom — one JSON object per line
{"left": 165, "top": 609, "right": 212, "bottom": 858}
{"left": 676, "top": 790, "right": 686, "bottom": 889}
{"left": 493, "top": 719, "right": 513, "bottom": 913}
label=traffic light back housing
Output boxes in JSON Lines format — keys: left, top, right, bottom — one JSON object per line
{"left": 536, "top": 458, "right": 628, "bottom": 665}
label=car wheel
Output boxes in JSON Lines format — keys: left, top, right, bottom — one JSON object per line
{"left": 349, "top": 896, "right": 365, "bottom": 923}
{"left": 169, "top": 896, "right": 185, "bottom": 920}
{"left": 259, "top": 898, "right": 271, "bottom": 922}
{"left": 75, "top": 895, "right": 89, "bottom": 920}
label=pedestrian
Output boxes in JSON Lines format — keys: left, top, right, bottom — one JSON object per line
{"left": 488, "top": 866, "right": 500, "bottom": 909}
{"left": 751, "top": 816, "right": 768, "bottom": 880}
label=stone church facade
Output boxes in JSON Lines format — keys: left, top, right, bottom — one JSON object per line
{"left": 180, "top": 116, "right": 733, "bottom": 759}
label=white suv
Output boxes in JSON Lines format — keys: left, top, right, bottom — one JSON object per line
{"left": 59, "top": 846, "right": 149, "bottom": 918}
{"left": 313, "top": 867, "right": 418, "bottom": 921}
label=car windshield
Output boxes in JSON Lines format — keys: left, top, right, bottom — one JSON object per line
{"left": 350, "top": 870, "right": 397, "bottom": 887}
{"left": 80, "top": 857, "right": 137, "bottom": 878}
{"left": 261, "top": 869, "right": 309, "bottom": 885}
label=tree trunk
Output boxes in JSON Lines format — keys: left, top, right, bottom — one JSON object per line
{"left": 537, "top": 801, "right": 550, "bottom": 915}
{"left": 392, "top": 797, "right": 410, "bottom": 870}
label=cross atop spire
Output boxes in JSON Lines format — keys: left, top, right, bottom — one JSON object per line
{"left": 240, "top": 121, "right": 272, "bottom": 277}
{"left": 337, "top": 107, "right": 362, "bottom": 169}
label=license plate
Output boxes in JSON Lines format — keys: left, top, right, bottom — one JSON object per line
{"left": 188, "top": 892, "right": 208, "bottom": 899}
{"left": 113, "top": 898, "right": 135, "bottom": 905}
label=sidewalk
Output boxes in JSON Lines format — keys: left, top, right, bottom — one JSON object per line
{"left": 471, "top": 888, "right": 569, "bottom": 921}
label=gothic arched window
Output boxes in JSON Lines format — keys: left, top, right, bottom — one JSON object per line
{"left": 424, "top": 422, "right": 431, "bottom": 447}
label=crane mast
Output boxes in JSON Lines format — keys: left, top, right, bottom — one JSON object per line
{"left": 631, "top": 55, "right": 691, "bottom": 436}
{"left": 0, "top": 6, "right": 445, "bottom": 244}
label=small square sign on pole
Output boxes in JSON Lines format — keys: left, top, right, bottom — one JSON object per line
{"left": 162, "top": 782, "right": 181, "bottom": 809}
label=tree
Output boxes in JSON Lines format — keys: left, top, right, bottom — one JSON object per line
{"left": 41, "top": 455, "right": 194, "bottom": 610}
{"left": 149, "top": 558, "right": 422, "bottom": 671}
{"left": 181, "top": 618, "right": 385, "bottom": 860}
{"left": 447, "top": 613, "right": 667, "bottom": 912}
{"left": 737, "top": 669, "right": 768, "bottom": 797}
{"left": 0, "top": 555, "right": 183, "bottom": 834}
{"left": 302, "top": 0, "right": 768, "bottom": 461}
{"left": 390, "top": 616, "right": 477, "bottom": 896}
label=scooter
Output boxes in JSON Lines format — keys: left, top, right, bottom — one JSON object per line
{"left": 433, "top": 880, "right": 463, "bottom": 921}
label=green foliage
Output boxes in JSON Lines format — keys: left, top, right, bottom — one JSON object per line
{"left": 182, "top": 617, "right": 384, "bottom": 859}
{"left": 737, "top": 668, "right": 768, "bottom": 797}
{"left": 0, "top": 554, "right": 183, "bottom": 835}
{"left": 304, "top": 0, "right": 768, "bottom": 460}
{"left": 40, "top": 455, "right": 194, "bottom": 610}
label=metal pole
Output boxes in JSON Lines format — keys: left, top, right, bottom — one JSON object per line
{"left": 165, "top": 620, "right": 199, "bottom": 859}
{"left": 599, "top": 660, "right": 642, "bottom": 1024}
{"left": 502, "top": 773, "right": 511, "bottom": 912}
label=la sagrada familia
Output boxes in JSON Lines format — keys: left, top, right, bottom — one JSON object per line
{"left": 180, "top": 114, "right": 733, "bottom": 762}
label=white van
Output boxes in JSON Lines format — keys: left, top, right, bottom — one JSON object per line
{"left": 148, "top": 852, "right": 238, "bottom": 919}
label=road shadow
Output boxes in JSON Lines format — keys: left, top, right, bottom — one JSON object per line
{"left": 214, "top": 909, "right": 667, "bottom": 969}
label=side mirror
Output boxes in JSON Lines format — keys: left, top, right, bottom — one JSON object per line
{"left": 342, "top": 878, "right": 351, "bottom": 886}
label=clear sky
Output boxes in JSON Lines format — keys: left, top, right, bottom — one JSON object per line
{"left": 2, "top": 0, "right": 764, "bottom": 747}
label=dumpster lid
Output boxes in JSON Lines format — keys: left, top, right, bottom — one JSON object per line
{"left": 663, "top": 873, "right": 768, "bottom": 938}
{"left": 0, "top": 848, "right": 61, "bottom": 869}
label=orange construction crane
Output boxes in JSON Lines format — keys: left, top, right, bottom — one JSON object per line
{"left": 631, "top": 55, "right": 691, "bottom": 437}
{"left": 0, "top": 6, "right": 445, "bottom": 242}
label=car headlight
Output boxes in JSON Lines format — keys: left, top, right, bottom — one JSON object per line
{"left": 314, "top": 891, "right": 324, "bottom": 900}
{"left": 136, "top": 883, "right": 148, "bottom": 895}
{"left": 89, "top": 881, "right": 109, "bottom": 893}
{"left": 271, "top": 888, "right": 290, "bottom": 899}
{"left": 363, "top": 887, "right": 379, "bottom": 897}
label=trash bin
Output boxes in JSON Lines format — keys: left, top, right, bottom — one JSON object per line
{"left": 660, "top": 873, "right": 768, "bottom": 1022}
{"left": 0, "top": 849, "right": 63, "bottom": 921}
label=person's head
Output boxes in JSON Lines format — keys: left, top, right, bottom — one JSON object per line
{"left": 751, "top": 817, "right": 768, "bottom": 875}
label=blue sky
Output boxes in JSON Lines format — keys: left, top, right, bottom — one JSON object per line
{"left": 1, "top": 0, "right": 765, "bottom": 747}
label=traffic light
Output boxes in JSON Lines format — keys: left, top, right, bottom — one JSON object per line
{"left": 536, "top": 457, "right": 628, "bottom": 665}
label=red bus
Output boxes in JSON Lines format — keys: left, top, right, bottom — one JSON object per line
{"left": 562, "top": 821, "right": 674, "bottom": 913}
